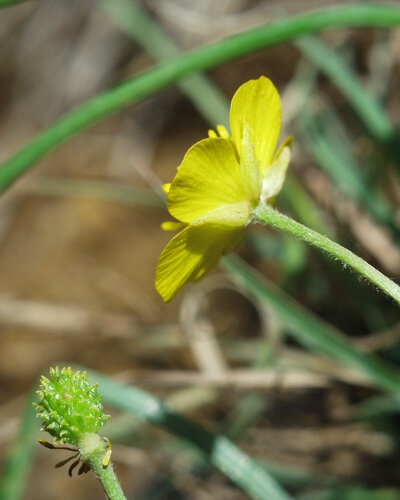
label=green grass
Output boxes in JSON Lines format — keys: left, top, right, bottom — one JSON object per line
{"left": 0, "top": 391, "right": 38, "bottom": 500}
{"left": 1, "top": 5, "right": 400, "bottom": 192}
{"left": 223, "top": 256, "right": 400, "bottom": 394}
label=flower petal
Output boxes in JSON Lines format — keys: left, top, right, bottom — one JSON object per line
{"left": 260, "top": 145, "right": 291, "bottom": 204}
{"left": 155, "top": 223, "right": 245, "bottom": 302}
{"left": 167, "top": 137, "right": 259, "bottom": 224}
{"left": 272, "top": 135, "right": 292, "bottom": 162}
{"left": 191, "top": 226, "right": 245, "bottom": 281}
{"left": 230, "top": 76, "right": 281, "bottom": 174}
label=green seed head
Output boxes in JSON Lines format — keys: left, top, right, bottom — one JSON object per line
{"left": 35, "top": 367, "right": 109, "bottom": 445}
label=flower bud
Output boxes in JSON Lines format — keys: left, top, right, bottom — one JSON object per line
{"left": 35, "top": 367, "right": 109, "bottom": 445}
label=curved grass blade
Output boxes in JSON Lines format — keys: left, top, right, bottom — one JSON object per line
{"left": 84, "top": 368, "right": 291, "bottom": 500}
{"left": 223, "top": 255, "right": 400, "bottom": 395}
{"left": 100, "top": 0, "right": 229, "bottom": 127}
{"left": 1, "top": 5, "right": 400, "bottom": 193}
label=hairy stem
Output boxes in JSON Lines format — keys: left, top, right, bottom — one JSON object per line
{"left": 252, "top": 204, "right": 400, "bottom": 306}
{"left": 79, "top": 434, "right": 125, "bottom": 500}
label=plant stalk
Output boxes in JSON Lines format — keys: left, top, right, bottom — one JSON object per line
{"left": 252, "top": 204, "right": 400, "bottom": 306}
{"left": 79, "top": 433, "right": 126, "bottom": 500}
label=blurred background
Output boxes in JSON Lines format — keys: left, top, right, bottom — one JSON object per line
{"left": 0, "top": 0, "right": 400, "bottom": 498}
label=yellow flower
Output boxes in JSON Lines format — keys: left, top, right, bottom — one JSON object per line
{"left": 155, "top": 76, "right": 291, "bottom": 302}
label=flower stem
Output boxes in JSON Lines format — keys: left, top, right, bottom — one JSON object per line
{"left": 79, "top": 433, "right": 126, "bottom": 500}
{"left": 252, "top": 204, "right": 400, "bottom": 306}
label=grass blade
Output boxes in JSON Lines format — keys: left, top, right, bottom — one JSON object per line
{"left": 0, "top": 391, "right": 38, "bottom": 500}
{"left": 100, "top": 0, "right": 229, "bottom": 126}
{"left": 223, "top": 255, "right": 400, "bottom": 394}
{"left": 1, "top": 5, "right": 400, "bottom": 193}
{"left": 297, "top": 104, "right": 396, "bottom": 231}
{"left": 298, "top": 486, "right": 400, "bottom": 500}
{"left": 296, "top": 36, "right": 394, "bottom": 143}
{"left": 85, "top": 368, "right": 291, "bottom": 500}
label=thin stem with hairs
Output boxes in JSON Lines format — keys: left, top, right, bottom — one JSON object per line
{"left": 252, "top": 204, "right": 400, "bottom": 306}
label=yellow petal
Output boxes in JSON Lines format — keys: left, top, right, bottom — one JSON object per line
{"left": 191, "top": 226, "right": 245, "bottom": 282}
{"left": 155, "top": 223, "right": 245, "bottom": 302}
{"left": 240, "top": 123, "right": 263, "bottom": 201}
{"left": 260, "top": 145, "right": 291, "bottom": 204}
{"left": 230, "top": 76, "right": 281, "bottom": 174}
{"left": 161, "top": 221, "right": 185, "bottom": 231}
{"left": 167, "top": 137, "right": 259, "bottom": 224}
{"left": 272, "top": 135, "right": 292, "bottom": 162}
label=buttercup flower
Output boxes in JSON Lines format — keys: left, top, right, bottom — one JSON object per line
{"left": 155, "top": 76, "right": 291, "bottom": 302}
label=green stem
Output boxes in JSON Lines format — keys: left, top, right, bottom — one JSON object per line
{"left": 252, "top": 204, "right": 400, "bottom": 306}
{"left": 1, "top": 5, "right": 400, "bottom": 193}
{"left": 79, "top": 433, "right": 126, "bottom": 500}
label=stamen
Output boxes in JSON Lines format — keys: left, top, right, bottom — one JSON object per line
{"left": 161, "top": 221, "right": 184, "bottom": 232}
{"left": 208, "top": 129, "right": 217, "bottom": 138}
{"left": 216, "top": 125, "right": 229, "bottom": 138}
{"left": 38, "top": 440, "right": 77, "bottom": 453}
{"left": 102, "top": 437, "right": 112, "bottom": 467}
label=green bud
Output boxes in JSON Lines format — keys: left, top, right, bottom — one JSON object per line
{"left": 35, "top": 367, "right": 109, "bottom": 445}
